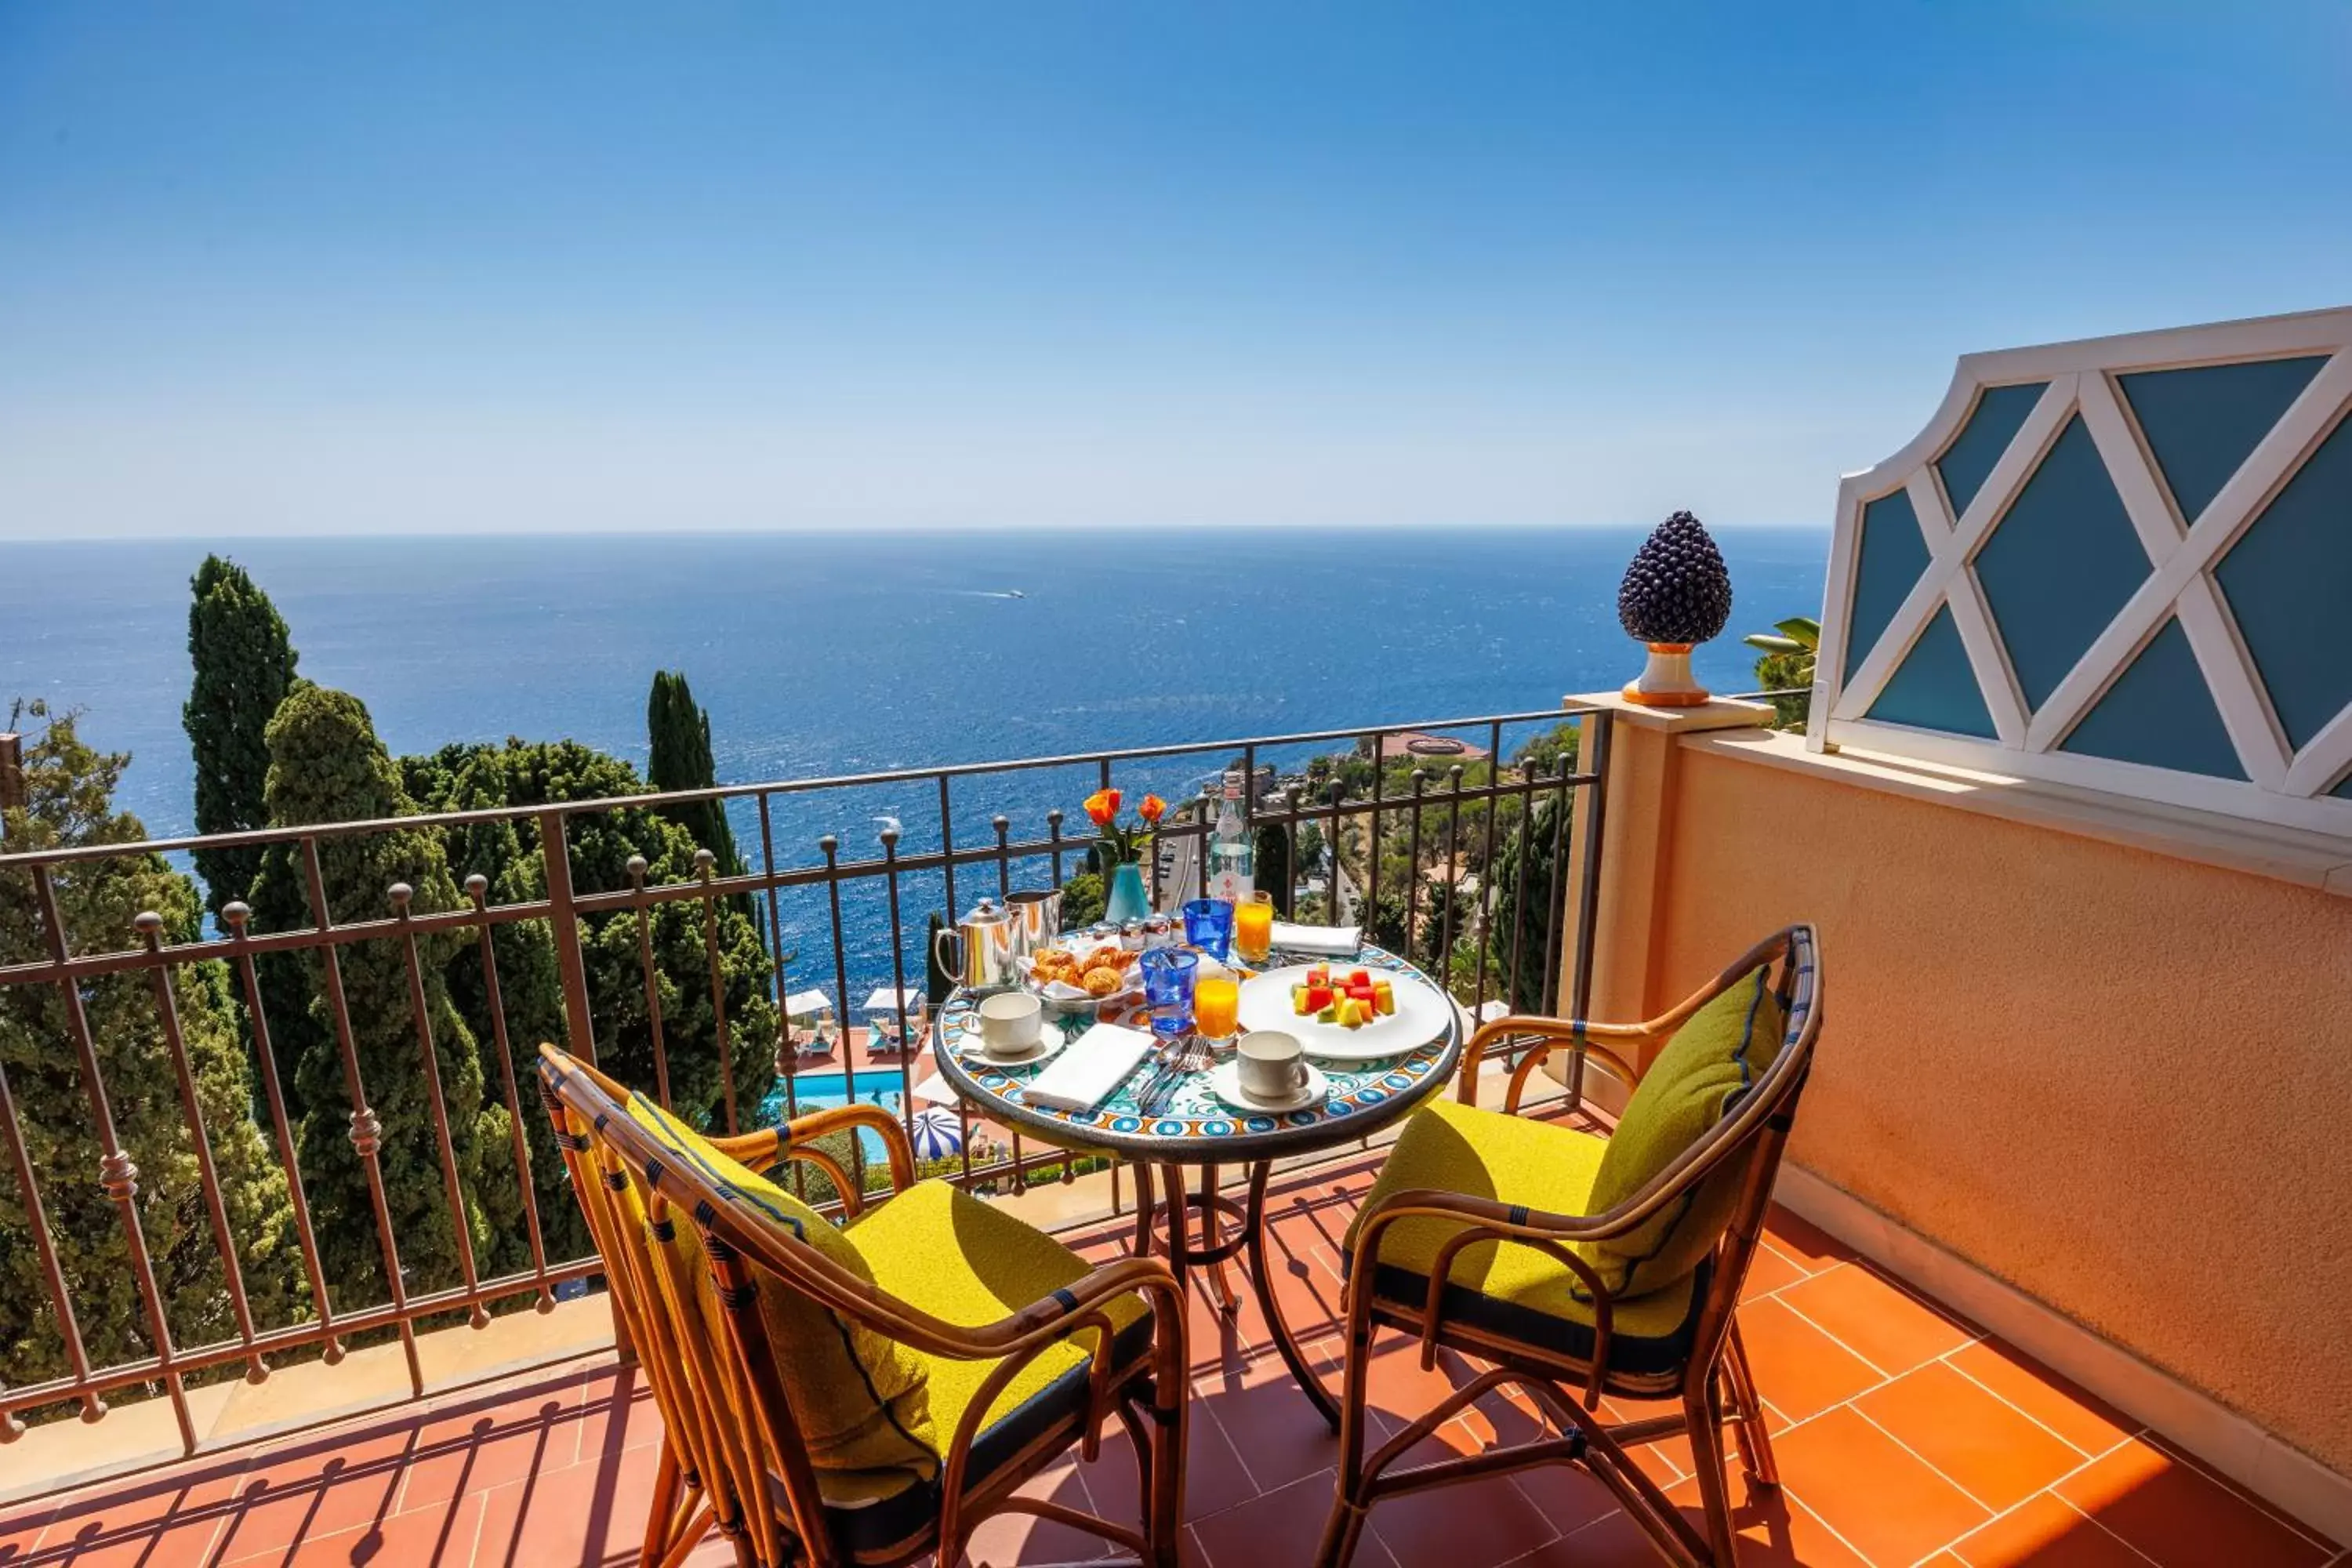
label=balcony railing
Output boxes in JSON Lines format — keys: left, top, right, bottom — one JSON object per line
{"left": 0, "top": 705, "right": 1610, "bottom": 1459}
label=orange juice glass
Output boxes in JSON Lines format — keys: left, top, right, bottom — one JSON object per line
{"left": 1232, "top": 892, "right": 1275, "bottom": 963}
{"left": 1194, "top": 975, "right": 1240, "bottom": 1040}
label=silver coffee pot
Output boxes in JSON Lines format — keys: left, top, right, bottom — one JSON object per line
{"left": 1004, "top": 887, "right": 1062, "bottom": 964}
{"left": 933, "top": 898, "right": 1022, "bottom": 993}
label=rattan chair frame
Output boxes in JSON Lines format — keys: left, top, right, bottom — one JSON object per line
{"left": 538, "top": 1045, "right": 1191, "bottom": 1568}
{"left": 1315, "top": 924, "right": 1823, "bottom": 1568}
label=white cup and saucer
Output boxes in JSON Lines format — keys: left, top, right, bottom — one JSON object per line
{"left": 971, "top": 993, "right": 1059, "bottom": 1065}
{"left": 1208, "top": 1029, "right": 1327, "bottom": 1114}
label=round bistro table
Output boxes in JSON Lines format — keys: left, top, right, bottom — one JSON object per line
{"left": 929, "top": 942, "right": 1464, "bottom": 1427}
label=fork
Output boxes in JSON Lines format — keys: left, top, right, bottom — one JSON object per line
{"left": 1126, "top": 1032, "right": 1186, "bottom": 1110}
{"left": 1144, "top": 1034, "right": 1211, "bottom": 1116}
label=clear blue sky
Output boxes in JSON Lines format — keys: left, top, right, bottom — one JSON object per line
{"left": 2, "top": 2, "right": 2346, "bottom": 539}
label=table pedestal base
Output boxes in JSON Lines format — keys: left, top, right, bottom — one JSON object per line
{"left": 1129, "top": 1159, "right": 1339, "bottom": 1429}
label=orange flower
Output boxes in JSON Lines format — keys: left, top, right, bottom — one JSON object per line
{"left": 1083, "top": 787, "right": 1121, "bottom": 826}
{"left": 1138, "top": 793, "right": 1167, "bottom": 823}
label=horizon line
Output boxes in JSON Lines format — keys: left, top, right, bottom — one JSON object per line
{"left": 2, "top": 518, "right": 1833, "bottom": 544}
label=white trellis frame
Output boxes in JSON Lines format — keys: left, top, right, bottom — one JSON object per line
{"left": 1812, "top": 306, "right": 2352, "bottom": 837}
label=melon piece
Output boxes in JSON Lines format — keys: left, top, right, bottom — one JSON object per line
{"left": 1373, "top": 980, "right": 1396, "bottom": 1015}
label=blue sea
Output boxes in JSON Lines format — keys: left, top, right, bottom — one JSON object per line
{"left": 4, "top": 528, "right": 1825, "bottom": 1004}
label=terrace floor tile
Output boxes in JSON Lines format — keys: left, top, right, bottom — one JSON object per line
{"left": 2, "top": 1158, "right": 2340, "bottom": 1567}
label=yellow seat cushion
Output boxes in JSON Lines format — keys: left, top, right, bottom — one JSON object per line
{"left": 830, "top": 1179, "right": 1155, "bottom": 1557}
{"left": 622, "top": 1095, "right": 938, "bottom": 1504}
{"left": 851, "top": 1179, "right": 1151, "bottom": 1446}
{"left": 1344, "top": 1098, "right": 1701, "bottom": 1379}
{"left": 1584, "top": 965, "right": 1783, "bottom": 1297}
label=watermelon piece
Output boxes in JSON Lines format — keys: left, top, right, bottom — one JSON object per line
{"left": 1306, "top": 964, "right": 1330, "bottom": 985}
{"left": 1305, "top": 984, "right": 1335, "bottom": 1011}
{"left": 1348, "top": 968, "right": 1371, "bottom": 987}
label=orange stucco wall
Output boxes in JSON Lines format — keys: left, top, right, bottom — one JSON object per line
{"left": 1646, "top": 737, "right": 2352, "bottom": 1477}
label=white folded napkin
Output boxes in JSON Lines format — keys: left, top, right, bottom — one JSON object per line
{"left": 1270, "top": 920, "right": 1362, "bottom": 957}
{"left": 1024, "top": 1022, "right": 1157, "bottom": 1113}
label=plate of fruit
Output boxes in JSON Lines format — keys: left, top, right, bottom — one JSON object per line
{"left": 1236, "top": 963, "right": 1452, "bottom": 1062}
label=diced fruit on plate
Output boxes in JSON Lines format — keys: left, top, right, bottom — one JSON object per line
{"left": 1292, "top": 975, "right": 1387, "bottom": 1030}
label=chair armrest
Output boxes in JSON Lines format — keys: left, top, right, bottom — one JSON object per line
{"left": 1456, "top": 1015, "right": 1651, "bottom": 1109}
{"left": 929, "top": 1254, "right": 1189, "bottom": 1546}
{"left": 708, "top": 1104, "right": 916, "bottom": 1216}
{"left": 1348, "top": 1182, "right": 1633, "bottom": 1402}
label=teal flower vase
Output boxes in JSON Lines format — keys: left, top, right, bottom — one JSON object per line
{"left": 1105, "top": 862, "right": 1149, "bottom": 924}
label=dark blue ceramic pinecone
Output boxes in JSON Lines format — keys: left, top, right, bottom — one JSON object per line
{"left": 1617, "top": 510, "right": 1732, "bottom": 644}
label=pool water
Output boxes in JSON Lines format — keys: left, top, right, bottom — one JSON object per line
{"left": 758, "top": 1067, "right": 912, "bottom": 1163}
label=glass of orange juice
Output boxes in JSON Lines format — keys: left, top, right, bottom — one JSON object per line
{"left": 1193, "top": 974, "right": 1240, "bottom": 1040}
{"left": 1232, "top": 891, "right": 1275, "bottom": 964}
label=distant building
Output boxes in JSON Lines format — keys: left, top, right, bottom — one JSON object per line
{"left": 1374, "top": 731, "right": 1489, "bottom": 766}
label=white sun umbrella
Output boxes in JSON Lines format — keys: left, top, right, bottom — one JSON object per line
{"left": 783, "top": 989, "right": 834, "bottom": 1020}
{"left": 909, "top": 1105, "right": 964, "bottom": 1160}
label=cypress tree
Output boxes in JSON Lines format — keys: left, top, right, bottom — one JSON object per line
{"left": 924, "top": 910, "right": 954, "bottom": 1006}
{"left": 402, "top": 738, "right": 777, "bottom": 1148}
{"left": 1252, "top": 822, "right": 1293, "bottom": 916}
{"left": 244, "top": 687, "right": 518, "bottom": 1304}
{"left": 1488, "top": 794, "right": 1567, "bottom": 1014}
{"left": 183, "top": 556, "right": 301, "bottom": 920}
{"left": 0, "top": 701, "right": 301, "bottom": 1394}
{"left": 645, "top": 671, "right": 745, "bottom": 877}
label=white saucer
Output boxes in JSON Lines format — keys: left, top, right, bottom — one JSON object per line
{"left": 1207, "top": 1058, "right": 1329, "bottom": 1115}
{"left": 961, "top": 1030, "right": 1065, "bottom": 1069}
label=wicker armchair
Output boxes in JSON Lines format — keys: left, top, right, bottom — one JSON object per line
{"left": 538, "top": 1044, "right": 1189, "bottom": 1568}
{"left": 1317, "top": 925, "right": 1823, "bottom": 1568}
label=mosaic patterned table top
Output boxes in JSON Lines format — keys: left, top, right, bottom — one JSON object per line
{"left": 931, "top": 944, "right": 1463, "bottom": 1160}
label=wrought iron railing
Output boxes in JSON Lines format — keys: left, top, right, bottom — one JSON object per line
{"left": 0, "top": 705, "right": 1610, "bottom": 1454}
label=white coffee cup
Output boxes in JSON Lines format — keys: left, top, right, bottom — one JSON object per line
{"left": 1236, "top": 1029, "right": 1309, "bottom": 1102}
{"left": 978, "top": 992, "right": 1044, "bottom": 1056}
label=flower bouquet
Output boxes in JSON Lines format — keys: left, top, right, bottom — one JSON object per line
{"left": 1083, "top": 788, "right": 1164, "bottom": 923}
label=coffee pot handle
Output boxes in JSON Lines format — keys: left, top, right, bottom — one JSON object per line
{"left": 933, "top": 927, "right": 964, "bottom": 985}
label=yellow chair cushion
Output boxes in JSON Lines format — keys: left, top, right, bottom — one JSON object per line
{"left": 850, "top": 1178, "right": 1151, "bottom": 1447}
{"left": 1345, "top": 1097, "right": 1700, "bottom": 1376}
{"left": 1583, "top": 965, "right": 1784, "bottom": 1297}
{"left": 829, "top": 1178, "right": 1155, "bottom": 1558}
{"left": 622, "top": 1095, "right": 938, "bottom": 1502}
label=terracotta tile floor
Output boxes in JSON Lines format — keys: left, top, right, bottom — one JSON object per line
{"left": 2, "top": 1152, "right": 2343, "bottom": 1568}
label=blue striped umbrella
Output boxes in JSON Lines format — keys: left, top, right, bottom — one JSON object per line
{"left": 909, "top": 1106, "right": 964, "bottom": 1160}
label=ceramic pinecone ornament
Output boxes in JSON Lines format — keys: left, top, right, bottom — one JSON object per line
{"left": 1617, "top": 510, "right": 1732, "bottom": 706}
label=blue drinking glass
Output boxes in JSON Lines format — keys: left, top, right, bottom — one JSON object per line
{"left": 1139, "top": 948, "right": 1199, "bottom": 1039}
{"left": 1182, "top": 898, "right": 1234, "bottom": 962}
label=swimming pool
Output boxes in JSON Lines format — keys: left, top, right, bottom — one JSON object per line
{"left": 758, "top": 1068, "right": 910, "bottom": 1160}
